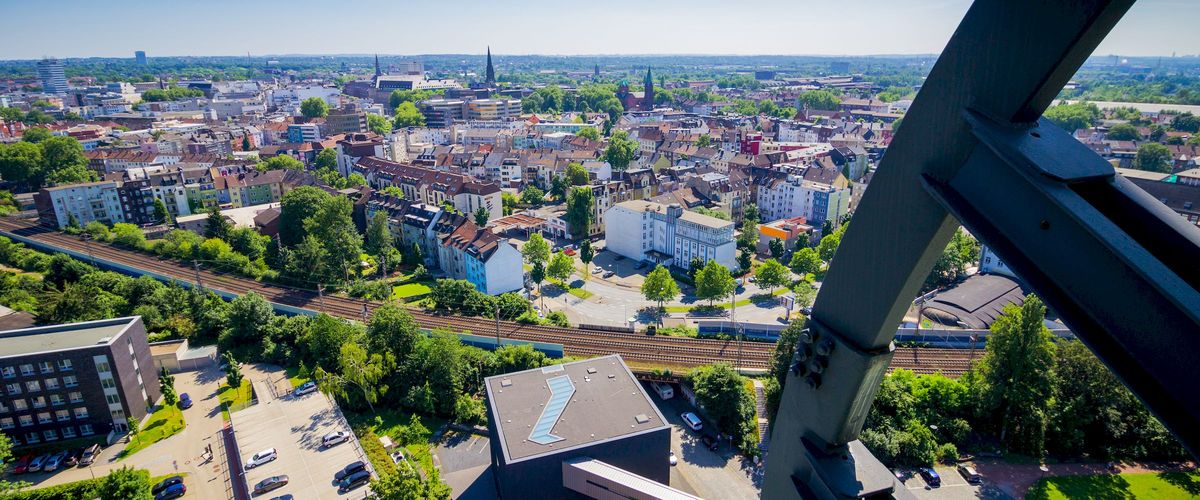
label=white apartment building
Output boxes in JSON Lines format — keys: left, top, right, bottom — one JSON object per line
{"left": 757, "top": 174, "right": 851, "bottom": 228}
{"left": 38, "top": 182, "right": 125, "bottom": 229}
{"left": 605, "top": 200, "right": 736, "bottom": 271}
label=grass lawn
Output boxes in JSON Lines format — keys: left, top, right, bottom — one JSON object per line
{"left": 118, "top": 406, "right": 185, "bottom": 459}
{"left": 217, "top": 379, "right": 255, "bottom": 421}
{"left": 1026, "top": 471, "right": 1200, "bottom": 500}
{"left": 284, "top": 366, "right": 310, "bottom": 389}
{"left": 346, "top": 408, "right": 447, "bottom": 480}
{"left": 663, "top": 289, "right": 789, "bottom": 313}
{"left": 547, "top": 279, "right": 593, "bottom": 299}
{"left": 392, "top": 281, "right": 432, "bottom": 301}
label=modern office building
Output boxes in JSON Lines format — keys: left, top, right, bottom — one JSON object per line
{"left": 0, "top": 317, "right": 159, "bottom": 447}
{"left": 36, "top": 58, "right": 69, "bottom": 94}
{"left": 605, "top": 200, "right": 737, "bottom": 271}
{"left": 486, "top": 355, "right": 686, "bottom": 500}
{"left": 325, "top": 102, "right": 368, "bottom": 136}
{"left": 135, "top": 51, "right": 147, "bottom": 65}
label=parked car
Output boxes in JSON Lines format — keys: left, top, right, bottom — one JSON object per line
{"left": 244, "top": 448, "right": 278, "bottom": 469}
{"left": 669, "top": 451, "right": 677, "bottom": 466}
{"left": 919, "top": 467, "right": 941, "bottom": 486}
{"left": 11, "top": 454, "right": 32, "bottom": 474}
{"left": 390, "top": 450, "right": 407, "bottom": 465}
{"left": 78, "top": 444, "right": 101, "bottom": 466}
{"left": 564, "top": 248, "right": 576, "bottom": 256}
{"left": 338, "top": 470, "right": 371, "bottom": 492}
{"left": 268, "top": 496, "right": 294, "bottom": 500}
{"left": 27, "top": 454, "right": 49, "bottom": 472}
{"left": 322, "top": 431, "right": 350, "bottom": 448}
{"left": 700, "top": 434, "right": 719, "bottom": 451}
{"left": 43, "top": 450, "right": 69, "bottom": 472}
{"left": 680, "top": 412, "right": 703, "bottom": 432}
{"left": 635, "top": 261, "right": 647, "bottom": 269}
{"left": 178, "top": 393, "right": 193, "bottom": 409}
{"left": 63, "top": 448, "right": 82, "bottom": 467}
{"left": 152, "top": 475, "right": 185, "bottom": 495}
{"left": 154, "top": 483, "right": 186, "bottom": 500}
{"left": 293, "top": 381, "right": 317, "bottom": 397}
{"left": 334, "top": 460, "right": 367, "bottom": 481}
{"left": 957, "top": 464, "right": 982, "bottom": 484}
{"left": 253, "top": 475, "right": 289, "bottom": 495}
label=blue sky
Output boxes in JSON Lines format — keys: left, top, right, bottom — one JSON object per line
{"left": 1, "top": 0, "right": 1197, "bottom": 59}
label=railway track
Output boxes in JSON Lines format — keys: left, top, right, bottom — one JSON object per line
{"left": 0, "top": 218, "right": 978, "bottom": 375}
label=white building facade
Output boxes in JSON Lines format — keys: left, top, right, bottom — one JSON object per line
{"left": 605, "top": 200, "right": 736, "bottom": 271}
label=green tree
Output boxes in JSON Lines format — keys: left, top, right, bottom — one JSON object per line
{"left": 388, "top": 89, "right": 439, "bottom": 109}
{"left": 549, "top": 175, "right": 569, "bottom": 200}
{"left": 41, "top": 136, "right": 95, "bottom": 186}
{"left": 692, "top": 363, "right": 757, "bottom": 451}
{"left": 754, "top": 258, "right": 790, "bottom": 293}
{"left": 547, "top": 251, "right": 574, "bottom": 283}
{"left": 366, "top": 113, "right": 391, "bottom": 135}
{"left": 280, "top": 186, "right": 331, "bottom": 246}
{"left": 565, "top": 187, "right": 595, "bottom": 240}
{"left": 257, "top": 155, "right": 304, "bottom": 172}
{"left": 797, "top": 90, "right": 842, "bottom": 111}
{"left": 222, "top": 351, "right": 244, "bottom": 388}
{"left": 924, "top": 230, "right": 980, "bottom": 290}
{"left": 98, "top": 466, "right": 152, "bottom": 500}
{"left": 744, "top": 203, "right": 760, "bottom": 223}
{"left": 977, "top": 295, "right": 1056, "bottom": 456}
{"left": 1042, "top": 102, "right": 1100, "bottom": 132}
{"left": 304, "top": 196, "right": 363, "bottom": 283}
{"left": 579, "top": 239, "right": 595, "bottom": 278}
{"left": 817, "top": 231, "right": 841, "bottom": 262}
{"left": 696, "top": 133, "right": 713, "bottom": 147}
{"left": 365, "top": 211, "right": 393, "bottom": 256}
{"left": 1133, "top": 142, "right": 1173, "bottom": 173}
{"left": 1105, "top": 123, "right": 1141, "bottom": 141}
{"left": 315, "top": 340, "right": 393, "bottom": 413}
{"left": 641, "top": 264, "right": 680, "bottom": 311}
{"left": 314, "top": 148, "right": 337, "bottom": 171}
{"left": 565, "top": 162, "right": 589, "bottom": 186}
{"left": 20, "top": 127, "right": 52, "bottom": 143}
{"left": 0, "top": 141, "right": 44, "bottom": 188}
{"left": 242, "top": 135, "right": 252, "bottom": 151}
{"left": 392, "top": 101, "right": 426, "bottom": 128}
{"left": 695, "top": 259, "right": 735, "bottom": 306}
{"left": 152, "top": 199, "right": 172, "bottom": 225}
{"left": 1170, "top": 112, "right": 1200, "bottom": 133}
{"left": 522, "top": 232, "right": 550, "bottom": 266}
{"left": 789, "top": 246, "right": 822, "bottom": 276}
{"left": 737, "top": 219, "right": 758, "bottom": 250}
{"left": 159, "top": 366, "right": 177, "bottom": 406}
{"left": 203, "top": 206, "right": 231, "bottom": 241}
{"left": 769, "top": 238, "right": 785, "bottom": 260}
{"left": 520, "top": 185, "right": 545, "bottom": 206}
{"left": 530, "top": 261, "right": 546, "bottom": 310}
{"left": 300, "top": 97, "right": 329, "bottom": 118}
{"left": 576, "top": 127, "right": 600, "bottom": 141}
{"left": 603, "top": 130, "right": 638, "bottom": 170}
{"left": 473, "top": 206, "right": 489, "bottom": 226}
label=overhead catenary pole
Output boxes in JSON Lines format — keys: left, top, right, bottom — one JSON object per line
{"left": 494, "top": 302, "right": 502, "bottom": 348}
{"left": 192, "top": 259, "right": 204, "bottom": 293}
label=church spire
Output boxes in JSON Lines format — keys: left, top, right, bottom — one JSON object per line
{"left": 643, "top": 67, "right": 654, "bottom": 111}
{"left": 485, "top": 46, "right": 496, "bottom": 85}
{"left": 374, "top": 54, "right": 381, "bottom": 77}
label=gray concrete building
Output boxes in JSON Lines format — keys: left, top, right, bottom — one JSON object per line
{"left": 0, "top": 317, "right": 159, "bottom": 447}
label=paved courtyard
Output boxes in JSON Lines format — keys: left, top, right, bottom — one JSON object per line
{"left": 230, "top": 364, "right": 372, "bottom": 499}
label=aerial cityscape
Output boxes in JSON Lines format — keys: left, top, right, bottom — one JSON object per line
{"left": 0, "top": 1, "right": 1197, "bottom": 499}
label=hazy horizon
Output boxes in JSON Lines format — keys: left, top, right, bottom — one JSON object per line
{"left": 2, "top": 0, "right": 1197, "bottom": 60}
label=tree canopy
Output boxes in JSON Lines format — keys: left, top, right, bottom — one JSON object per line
{"left": 300, "top": 97, "right": 330, "bottom": 118}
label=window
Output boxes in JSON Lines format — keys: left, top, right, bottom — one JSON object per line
{"left": 80, "top": 424, "right": 94, "bottom": 436}
{"left": 68, "top": 391, "right": 83, "bottom": 403}
{"left": 19, "top": 364, "right": 32, "bottom": 377}
{"left": 1, "top": 367, "right": 13, "bottom": 379}
{"left": 24, "top": 432, "right": 38, "bottom": 444}
{"left": 73, "top": 407, "right": 88, "bottom": 419}
{"left": 55, "top": 410, "right": 69, "bottom": 422}
{"left": 95, "top": 361, "right": 110, "bottom": 373}
{"left": 5, "top": 383, "right": 19, "bottom": 396}
{"left": 43, "top": 429, "right": 57, "bottom": 441}
{"left": 110, "top": 409, "right": 125, "bottom": 420}
{"left": 105, "top": 394, "right": 120, "bottom": 405}
{"left": 0, "top": 418, "right": 12, "bottom": 429}
{"left": 49, "top": 394, "right": 63, "bottom": 406}
{"left": 18, "top": 415, "right": 32, "bottom": 427}
{"left": 24, "top": 381, "right": 39, "bottom": 393}
{"left": 63, "top": 375, "right": 77, "bottom": 388}
{"left": 44, "top": 379, "right": 59, "bottom": 391}
{"left": 36, "top": 412, "right": 51, "bottom": 424}
{"left": 13, "top": 400, "right": 26, "bottom": 411}
{"left": 61, "top": 427, "right": 76, "bottom": 439}
{"left": 38, "top": 361, "right": 52, "bottom": 374}
{"left": 57, "top": 359, "right": 72, "bottom": 371}
{"left": 100, "top": 378, "right": 116, "bottom": 389}
{"left": 31, "top": 397, "right": 45, "bottom": 409}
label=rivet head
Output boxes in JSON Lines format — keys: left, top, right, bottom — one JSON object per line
{"left": 805, "top": 373, "right": 821, "bottom": 389}
{"left": 1040, "top": 220, "right": 1050, "bottom": 230}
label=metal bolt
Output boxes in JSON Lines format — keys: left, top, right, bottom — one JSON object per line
{"left": 816, "top": 338, "right": 835, "bottom": 356}
{"left": 808, "top": 357, "right": 827, "bottom": 374}
{"left": 805, "top": 374, "right": 821, "bottom": 389}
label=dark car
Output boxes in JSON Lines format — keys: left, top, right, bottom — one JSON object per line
{"left": 334, "top": 460, "right": 366, "bottom": 481}
{"left": 700, "top": 434, "right": 719, "bottom": 451}
{"left": 178, "top": 393, "right": 193, "bottom": 409}
{"left": 253, "top": 475, "right": 289, "bottom": 495}
{"left": 338, "top": 470, "right": 371, "bottom": 492}
{"left": 63, "top": 448, "right": 83, "bottom": 467}
{"left": 152, "top": 475, "right": 185, "bottom": 495}
{"left": 154, "top": 482, "right": 186, "bottom": 500}
{"left": 919, "top": 467, "right": 941, "bottom": 487}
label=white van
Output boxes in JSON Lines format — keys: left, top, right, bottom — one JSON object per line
{"left": 651, "top": 382, "right": 674, "bottom": 400}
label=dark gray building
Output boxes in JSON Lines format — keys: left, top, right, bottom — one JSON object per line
{"left": 0, "top": 317, "right": 159, "bottom": 447}
{"left": 485, "top": 355, "right": 679, "bottom": 500}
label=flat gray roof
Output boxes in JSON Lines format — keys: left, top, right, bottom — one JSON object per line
{"left": 0, "top": 317, "right": 137, "bottom": 359}
{"left": 485, "top": 355, "right": 668, "bottom": 464}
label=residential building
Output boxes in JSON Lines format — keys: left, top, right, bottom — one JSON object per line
{"left": 605, "top": 200, "right": 737, "bottom": 271}
{"left": 36, "top": 58, "right": 69, "bottom": 95}
{"left": 0, "top": 317, "right": 160, "bottom": 446}
{"left": 286, "top": 123, "right": 321, "bottom": 143}
{"left": 756, "top": 172, "right": 851, "bottom": 229}
{"left": 325, "top": 103, "right": 368, "bottom": 136}
{"left": 486, "top": 355, "right": 675, "bottom": 500}
{"left": 356, "top": 157, "right": 502, "bottom": 222}
{"left": 34, "top": 181, "right": 125, "bottom": 229}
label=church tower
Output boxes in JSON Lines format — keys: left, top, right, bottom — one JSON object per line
{"left": 643, "top": 67, "right": 654, "bottom": 111}
{"left": 485, "top": 46, "right": 496, "bottom": 86}
{"left": 374, "top": 54, "right": 381, "bottom": 78}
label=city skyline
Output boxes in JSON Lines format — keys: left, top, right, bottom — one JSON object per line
{"left": 2, "top": 0, "right": 1198, "bottom": 60}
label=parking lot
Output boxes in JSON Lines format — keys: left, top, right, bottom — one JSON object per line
{"left": 902, "top": 465, "right": 1005, "bottom": 499}
{"left": 230, "top": 365, "right": 371, "bottom": 498}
